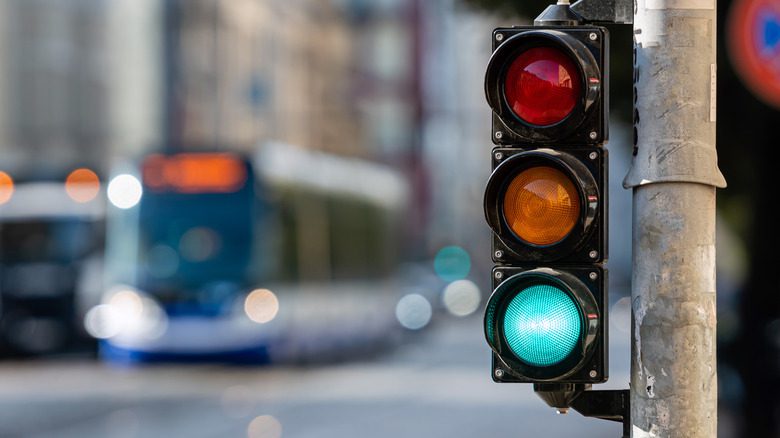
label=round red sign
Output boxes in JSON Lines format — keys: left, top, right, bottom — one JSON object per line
{"left": 728, "top": 0, "right": 780, "bottom": 108}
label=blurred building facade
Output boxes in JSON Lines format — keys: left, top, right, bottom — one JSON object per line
{"left": 0, "top": 0, "right": 115, "bottom": 177}
{"left": 168, "top": 0, "right": 366, "bottom": 156}
{"left": 162, "top": 0, "right": 433, "bottom": 162}
{"left": 0, "top": 0, "right": 422, "bottom": 165}
{"left": 417, "top": 0, "right": 495, "bottom": 278}
{"left": 0, "top": 0, "right": 498, "bottom": 278}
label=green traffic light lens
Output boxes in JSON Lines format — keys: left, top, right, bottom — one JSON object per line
{"left": 502, "top": 284, "right": 582, "bottom": 367}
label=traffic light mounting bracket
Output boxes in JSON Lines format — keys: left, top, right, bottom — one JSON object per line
{"left": 533, "top": 0, "right": 634, "bottom": 26}
{"left": 570, "top": 0, "right": 634, "bottom": 25}
{"left": 535, "top": 384, "right": 630, "bottom": 438}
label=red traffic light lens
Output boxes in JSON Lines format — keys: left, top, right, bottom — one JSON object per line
{"left": 503, "top": 47, "right": 582, "bottom": 126}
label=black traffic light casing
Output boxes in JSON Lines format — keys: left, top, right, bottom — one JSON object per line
{"left": 486, "top": 26, "right": 609, "bottom": 146}
{"left": 483, "top": 24, "right": 610, "bottom": 385}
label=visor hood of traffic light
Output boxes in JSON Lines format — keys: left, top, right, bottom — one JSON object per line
{"left": 485, "top": 30, "right": 601, "bottom": 143}
{"left": 484, "top": 149, "right": 599, "bottom": 262}
{"left": 485, "top": 268, "right": 600, "bottom": 381}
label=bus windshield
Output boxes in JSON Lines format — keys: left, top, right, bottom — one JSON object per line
{"left": 1, "top": 219, "right": 97, "bottom": 264}
{"left": 126, "top": 154, "right": 259, "bottom": 314}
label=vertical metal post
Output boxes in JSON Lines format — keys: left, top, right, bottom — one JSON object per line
{"left": 625, "top": 0, "right": 726, "bottom": 436}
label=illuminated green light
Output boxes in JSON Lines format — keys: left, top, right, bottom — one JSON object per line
{"left": 502, "top": 284, "right": 582, "bottom": 367}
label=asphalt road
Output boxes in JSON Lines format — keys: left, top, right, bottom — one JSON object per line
{"left": 0, "top": 312, "right": 631, "bottom": 438}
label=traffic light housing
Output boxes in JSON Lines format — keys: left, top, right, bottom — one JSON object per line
{"left": 485, "top": 147, "right": 606, "bottom": 264}
{"left": 486, "top": 26, "right": 608, "bottom": 145}
{"left": 486, "top": 266, "right": 607, "bottom": 383}
{"left": 483, "top": 25, "right": 609, "bottom": 384}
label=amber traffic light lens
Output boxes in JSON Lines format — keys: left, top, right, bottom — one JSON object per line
{"left": 503, "top": 166, "right": 580, "bottom": 246}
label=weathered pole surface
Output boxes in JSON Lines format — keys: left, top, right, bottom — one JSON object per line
{"left": 625, "top": 0, "right": 727, "bottom": 436}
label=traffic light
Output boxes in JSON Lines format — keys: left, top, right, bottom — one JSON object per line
{"left": 483, "top": 24, "right": 609, "bottom": 384}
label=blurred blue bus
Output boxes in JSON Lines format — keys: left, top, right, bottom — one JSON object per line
{"left": 94, "top": 153, "right": 276, "bottom": 362}
{"left": 94, "top": 149, "right": 413, "bottom": 363}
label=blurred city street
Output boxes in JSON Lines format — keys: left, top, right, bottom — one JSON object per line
{"left": 0, "top": 306, "right": 628, "bottom": 438}
{"left": 0, "top": 0, "right": 772, "bottom": 435}
{"left": 0, "top": 313, "right": 630, "bottom": 438}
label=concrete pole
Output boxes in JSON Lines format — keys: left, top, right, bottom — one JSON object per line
{"left": 624, "top": 0, "right": 727, "bottom": 436}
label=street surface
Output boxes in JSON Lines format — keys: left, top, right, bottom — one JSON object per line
{"left": 0, "top": 312, "right": 630, "bottom": 438}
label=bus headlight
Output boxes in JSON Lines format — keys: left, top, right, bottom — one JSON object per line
{"left": 84, "top": 287, "right": 167, "bottom": 340}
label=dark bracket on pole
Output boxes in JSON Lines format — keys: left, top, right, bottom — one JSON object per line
{"left": 534, "top": 3, "right": 584, "bottom": 26}
{"left": 534, "top": 384, "right": 631, "bottom": 438}
{"left": 570, "top": 0, "right": 634, "bottom": 24}
{"left": 535, "top": 0, "right": 634, "bottom": 26}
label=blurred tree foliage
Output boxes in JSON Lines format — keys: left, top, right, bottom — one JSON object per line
{"left": 460, "top": 0, "right": 635, "bottom": 126}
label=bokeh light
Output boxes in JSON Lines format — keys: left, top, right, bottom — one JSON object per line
{"left": 244, "top": 289, "right": 280, "bottom": 324}
{"left": 395, "top": 293, "right": 432, "bottom": 330}
{"left": 84, "top": 304, "right": 123, "bottom": 339}
{"left": 247, "top": 415, "right": 283, "bottom": 438}
{"left": 107, "top": 174, "right": 143, "bottom": 209}
{"left": 110, "top": 289, "right": 145, "bottom": 320}
{"left": 433, "top": 246, "right": 471, "bottom": 282}
{"left": 83, "top": 288, "right": 168, "bottom": 340}
{"left": 0, "top": 171, "right": 14, "bottom": 205}
{"left": 65, "top": 168, "right": 101, "bottom": 203}
{"left": 442, "top": 280, "right": 481, "bottom": 317}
